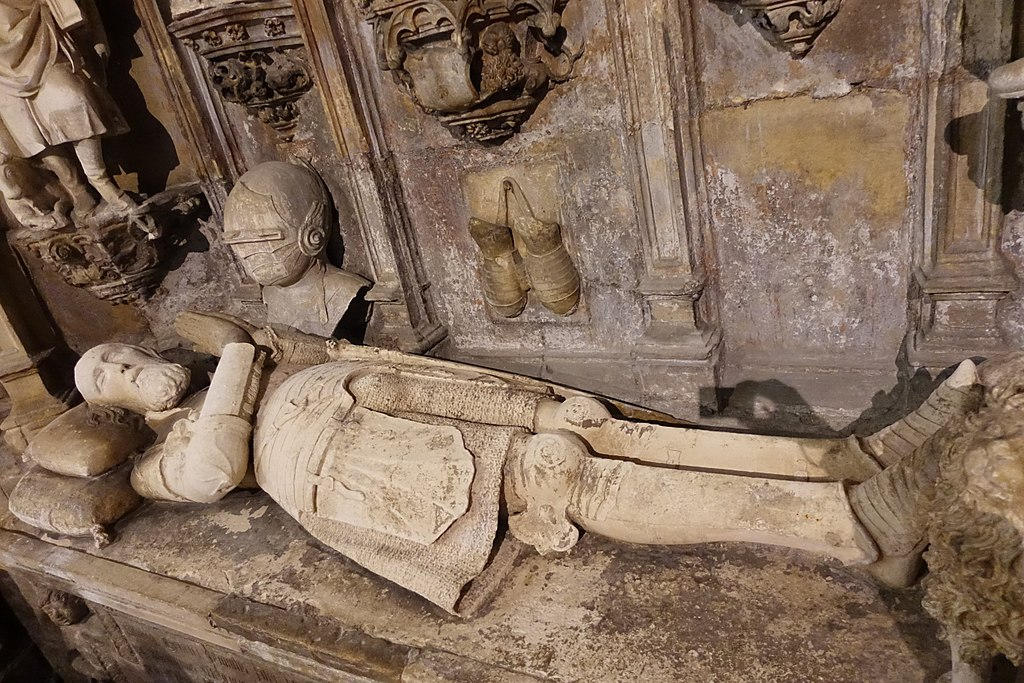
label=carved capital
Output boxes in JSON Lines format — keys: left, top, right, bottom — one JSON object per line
{"left": 355, "top": 0, "right": 582, "bottom": 143}
{"left": 723, "top": 0, "right": 841, "bottom": 57}
{"left": 170, "top": 4, "right": 314, "bottom": 141}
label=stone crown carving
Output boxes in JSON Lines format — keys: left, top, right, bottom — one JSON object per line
{"left": 170, "top": 2, "right": 313, "bottom": 141}
{"left": 724, "top": 0, "right": 841, "bottom": 57}
{"left": 355, "top": 0, "right": 582, "bottom": 143}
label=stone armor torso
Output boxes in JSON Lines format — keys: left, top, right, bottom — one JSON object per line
{"left": 254, "top": 361, "right": 547, "bottom": 613}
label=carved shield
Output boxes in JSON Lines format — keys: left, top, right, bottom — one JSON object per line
{"left": 313, "top": 408, "right": 475, "bottom": 545}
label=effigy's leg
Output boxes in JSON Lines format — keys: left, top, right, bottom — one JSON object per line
{"left": 534, "top": 360, "right": 979, "bottom": 484}
{"left": 504, "top": 432, "right": 879, "bottom": 564}
{"left": 572, "top": 455, "right": 878, "bottom": 564}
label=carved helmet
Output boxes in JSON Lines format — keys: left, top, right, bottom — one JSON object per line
{"left": 223, "top": 161, "right": 331, "bottom": 287}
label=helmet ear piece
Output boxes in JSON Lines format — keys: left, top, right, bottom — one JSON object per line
{"left": 297, "top": 201, "right": 328, "bottom": 257}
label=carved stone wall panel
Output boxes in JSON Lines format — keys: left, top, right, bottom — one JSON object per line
{"left": 170, "top": 3, "right": 314, "bottom": 142}
{"left": 287, "top": 0, "right": 722, "bottom": 416}
{"left": 909, "top": 0, "right": 1017, "bottom": 369}
{"left": 690, "top": 0, "right": 934, "bottom": 426}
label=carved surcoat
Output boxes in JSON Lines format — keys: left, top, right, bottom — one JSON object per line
{"left": 254, "top": 361, "right": 549, "bottom": 613}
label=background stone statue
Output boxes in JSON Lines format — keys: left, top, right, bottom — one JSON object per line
{"left": 0, "top": 0, "right": 135, "bottom": 228}
{"left": 222, "top": 161, "right": 370, "bottom": 338}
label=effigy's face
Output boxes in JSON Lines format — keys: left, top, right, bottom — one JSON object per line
{"left": 74, "top": 343, "right": 191, "bottom": 414}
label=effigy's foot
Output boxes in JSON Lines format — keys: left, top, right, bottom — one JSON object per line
{"left": 849, "top": 360, "right": 982, "bottom": 587}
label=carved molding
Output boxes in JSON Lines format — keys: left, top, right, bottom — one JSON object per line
{"left": 354, "top": 0, "right": 582, "bottom": 144}
{"left": 170, "top": 3, "right": 314, "bottom": 142}
{"left": 723, "top": 0, "right": 841, "bottom": 57}
{"left": 608, "top": 0, "right": 721, "bottom": 362}
{"left": 909, "top": 0, "right": 1017, "bottom": 369}
{"left": 291, "top": 0, "right": 449, "bottom": 352}
{"left": 0, "top": 244, "right": 75, "bottom": 452}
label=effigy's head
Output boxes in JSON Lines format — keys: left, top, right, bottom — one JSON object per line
{"left": 922, "top": 356, "right": 1024, "bottom": 667}
{"left": 75, "top": 343, "right": 191, "bottom": 414}
{"left": 223, "top": 161, "right": 331, "bottom": 287}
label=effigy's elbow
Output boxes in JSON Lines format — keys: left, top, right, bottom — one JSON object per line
{"left": 132, "top": 414, "right": 252, "bottom": 504}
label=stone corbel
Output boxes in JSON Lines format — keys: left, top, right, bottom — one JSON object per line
{"left": 354, "top": 0, "right": 582, "bottom": 143}
{"left": 9, "top": 187, "right": 208, "bottom": 304}
{"left": 169, "top": 2, "right": 314, "bottom": 142}
{"left": 721, "top": 0, "right": 841, "bottom": 57}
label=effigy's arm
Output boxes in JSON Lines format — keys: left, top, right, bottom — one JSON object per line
{"left": 132, "top": 343, "right": 262, "bottom": 503}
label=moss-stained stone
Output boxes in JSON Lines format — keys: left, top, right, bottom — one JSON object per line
{"left": 703, "top": 91, "right": 912, "bottom": 366}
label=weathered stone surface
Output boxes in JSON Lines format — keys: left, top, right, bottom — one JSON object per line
{"left": 696, "top": 0, "right": 921, "bottom": 108}
{"left": 34, "top": 489, "right": 948, "bottom": 681}
{"left": 702, "top": 90, "right": 914, "bottom": 425}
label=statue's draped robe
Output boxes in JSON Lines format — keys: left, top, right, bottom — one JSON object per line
{"left": 0, "top": 0, "right": 125, "bottom": 158}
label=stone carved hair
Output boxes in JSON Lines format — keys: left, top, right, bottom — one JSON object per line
{"left": 920, "top": 357, "right": 1024, "bottom": 666}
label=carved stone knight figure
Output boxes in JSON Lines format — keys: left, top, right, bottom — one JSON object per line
{"left": 12, "top": 317, "right": 1024, "bottom": 679}
{"left": 223, "top": 161, "right": 370, "bottom": 338}
{"left": 0, "top": 0, "right": 134, "bottom": 227}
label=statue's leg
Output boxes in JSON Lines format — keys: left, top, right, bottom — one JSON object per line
{"left": 37, "top": 146, "right": 97, "bottom": 220}
{"left": 505, "top": 432, "right": 879, "bottom": 564}
{"left": 0, "top": 156, "right": 48, "bottom": 228}
{"left": 71, "top": 137, "right": 135, "bottom": 212}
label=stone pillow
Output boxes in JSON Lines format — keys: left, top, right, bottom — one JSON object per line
{"left": 8, "top": 464, "right": 141, "bottom": 547}
{"left": 25, "top": 403, "right": 152, "bottom": 477}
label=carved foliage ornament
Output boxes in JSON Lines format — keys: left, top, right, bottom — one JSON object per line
{"left": 724, "top": 0, "right": 841, "bottom": 57}
{"left": 171, "top": 5, "right": 313, "bottom": 141}
{"left": 9, "top": 190, "right": 207, "bottom": 304}
{"left": 356, "top": 0, "right": 582, "bottom": 143}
